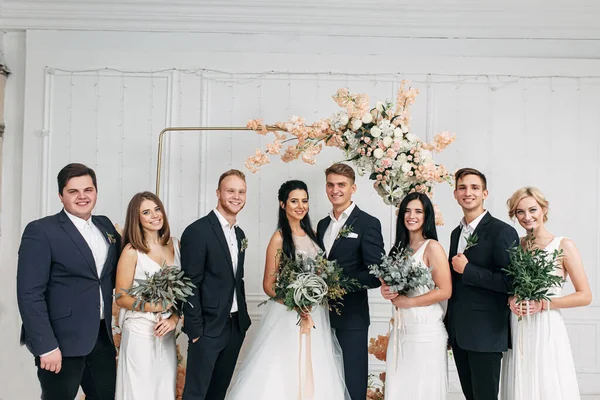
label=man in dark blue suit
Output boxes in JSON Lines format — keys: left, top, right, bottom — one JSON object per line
{"left": 446, "top": 167, "right": 518, "bottom": 400}
{"left": 17, "top": 163, "right": 121, "bottom": 400}
{"left": 316, "top": 163, "right": 384, "bottom": 400}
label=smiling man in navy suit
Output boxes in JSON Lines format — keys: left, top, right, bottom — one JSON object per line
{"left": 17, "top": 163, "right": 121, "bottom": 400}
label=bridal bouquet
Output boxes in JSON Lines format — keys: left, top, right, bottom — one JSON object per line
{"left": 369, "top": 247, "right": 434, "bottom": 295}
{"left": 268, "top": 251, "right": 357, "bottom": 315}
{"left": 503, "top": 234, "right": 565, "bottom": 320}
{"left": 116, "top": 263, "right": 196, "bottom": 314}
{"left": 246, "top": 82, "right": 455, "bottom": 223}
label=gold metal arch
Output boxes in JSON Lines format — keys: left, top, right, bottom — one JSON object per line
{"left": 154, "top": 126, "right": 278, "bottom": 196}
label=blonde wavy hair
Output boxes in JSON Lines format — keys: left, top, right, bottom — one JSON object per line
{"left": 506, "top": 186, "right": 549, "bottom": 222}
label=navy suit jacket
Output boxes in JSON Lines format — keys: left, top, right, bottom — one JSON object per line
{"left": 446, "top": 212, "right": 518, "bottom": 352}
{"left": 180, "top": 211, "right": 251, "bottom": 340}
{"left": 317, "top": 205, "right": 384, "bottom": 330}
{"left": 17, "top": 210, "right": 121, "bottom": 357}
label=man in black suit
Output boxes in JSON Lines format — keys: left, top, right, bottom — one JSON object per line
{"left": 316, "top": 163, "right": 384, "bottom": 400}
{"left": 181, "top": 169, "right": 251, "bottom": 400}
{"left": 447, "top": 167, "right": 519, "bottom": 400}
{"left": 17, "top": 163, "right": 121, "bottom": 400}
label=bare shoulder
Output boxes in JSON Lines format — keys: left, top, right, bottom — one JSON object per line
{"left": 559, "top": 237, "right": 579, "bottom": 254}
{"left": 119, "top": 244, "right": 138, "bottom": 261}
{"left": 269, "top": 231, "right": 284, "bottom": 246}
{"left": 425, "top": 240, "right": 446, "bottom": 256}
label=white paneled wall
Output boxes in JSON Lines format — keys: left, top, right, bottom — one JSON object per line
{"left": 3, "top": 29, "right": 600, "bottom": 398}
{"left": 39, "top": 67, "right": 600, "bottom": 393}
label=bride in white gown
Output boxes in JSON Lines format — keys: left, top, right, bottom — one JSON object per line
{"left": 501, "top": 187, "right": 592, "bottom": 400}
{"left": 115, "top": 192, "right": 180, "bottom": 400}
{"left": 226, "top": 180, "right": 349, "bottom": 400}
{"left": 379, "top": 192, "right": 452, "bottom": 400}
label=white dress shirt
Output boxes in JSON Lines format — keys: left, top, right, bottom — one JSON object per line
{"left": 214, "top": 209, "right": 239, "bottom": 314}
{"left": 457, "top": 210, "right": 488, "bottom": 254}
{"left": 323, "top": 202, "right": 356, "bottom": 256}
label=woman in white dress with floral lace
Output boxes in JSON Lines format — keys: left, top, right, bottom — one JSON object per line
{"left": 501, "top": 187, "right": 592, "bottom": 400}
{"left": 379, "top": 192, "right": 452, "bottom": 400}
{"left": 115, "top": 192, "right": 180, "bottom": 400}
{"left": 226, "top": 180, "right": 349, "bottom": 400}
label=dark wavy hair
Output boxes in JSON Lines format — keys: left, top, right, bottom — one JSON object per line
{"left": 392, "top": 192, "right": 438, "bottom": 254}
{"left": 277, "top": 180, "right": 321, "bottom": 259}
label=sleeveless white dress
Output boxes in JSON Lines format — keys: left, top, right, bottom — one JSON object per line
{"left": 226, "top": 234, "right": 350, "bottom": 400}
{"left": 501, "top": 237, "right": 580, "bottom": 400}
{"left": 116, "top": 238, "right": 180, "bottom": 400}
{"left": 384, "top": 240, "right": 448, "bottom": 400}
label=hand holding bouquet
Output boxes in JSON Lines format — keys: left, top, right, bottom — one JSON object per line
{"left": 116, "top": 263, "right": 196, "bottom": 314}
{"left": 369, "top": 247, "right": 434, "bottom": 296}
{"left": 503, "top": 234, "right": 564, "bottom": 320}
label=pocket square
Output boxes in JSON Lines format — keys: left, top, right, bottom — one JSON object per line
{"left": 347, "top": 232, "right": 359, "bottom": 239}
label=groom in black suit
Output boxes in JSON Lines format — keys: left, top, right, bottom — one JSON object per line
{"left": 181, "top": 169, "right": 251, "bottom": 400}
{"left": 17, "top": 163, "right": 121, "bottom": 400}
{"left": 447, "top": 167, "right": 518, "bottom": 400}
{"left": 316, "top": 163, "right": 384, "bottom": 400}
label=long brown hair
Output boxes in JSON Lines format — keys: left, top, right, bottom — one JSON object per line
{"left": 122, "top": 191, "right": 171, "bottom": 253}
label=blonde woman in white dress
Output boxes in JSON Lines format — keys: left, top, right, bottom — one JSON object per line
{"left": 115, "top": 192, "right": 180, "bottom": 400}
{"left": 501, "top": 187, "right": 592, "bottom": 400}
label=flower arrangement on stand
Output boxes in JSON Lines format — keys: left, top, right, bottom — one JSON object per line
{"left": 246, "top": 81, "right": 456, "bottom": 223}
{"left": 367, "top": 332, "right": 390, "bottom": 399}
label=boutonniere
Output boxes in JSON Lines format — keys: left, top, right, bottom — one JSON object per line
{"left": 106, "top": 233, "right": 116, "bottom": 244}
{"left": 464, "top": 232, "right": 479, "bottom": 251}
{"left": 240, "top": 237, "right": 248, "bottom": 252}
{"left": 337, "top": 225, "right": 354, "bottom": 240}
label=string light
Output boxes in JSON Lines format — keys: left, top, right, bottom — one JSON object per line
{"left": 94, "top": 71, "right": 100, "bottom": 168}
{"left": 119, "top": 73, "right": 126, "bottom": 222}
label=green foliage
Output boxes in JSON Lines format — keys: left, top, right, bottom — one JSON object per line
{"left": 369, "top": 246, "right": 434, "bottom": 294}
{"left": 115, "top": 263, "right": 196, "bottom": 313}
{"left": 504, "top": 235, "right": 565, "bottom": 304}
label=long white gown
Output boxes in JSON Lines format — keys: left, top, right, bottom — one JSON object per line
{"left": 116, "top": 238, "right": 180, "bottom": 400}
{"left": 501, "top": 237, "right": 580, "bottom": 400}
{"left": 384, "top": 240, "right": 448, "bottom": 400}
{"left": 226, "top": 234, "right": 350, "bottom": 400}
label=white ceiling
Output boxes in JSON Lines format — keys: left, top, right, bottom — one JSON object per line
{"left": 2, "top": 0, "right": 600, "bottom": 39}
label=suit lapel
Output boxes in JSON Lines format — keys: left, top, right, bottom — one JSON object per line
{"left": 92, "top": 216, "right": 116, "bottom": 279}
{"left": 59, "top": 210, "right": 97, "bottom": 277}
{"left": 235, "top": 227, "right": 245, "bottom": 279}
{"left": 450, "top": 226, "right": 461, "bottom": 258}
{"left": 209, "top": 211, "right": 235, "bottom": 277}
{"left": 328, "top": 206, "right": 360, "bottom": 258}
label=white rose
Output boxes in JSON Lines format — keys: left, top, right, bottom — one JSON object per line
{"left": 373, "top": 148, "right": 385, "bottom": 159}
{"left": 406, "top": 133, "right": 417, "bottom": 142}
{"left": 382, "top": 136, "right": 393, "bottom": 147}
{"left": 362, "top": 113, "right": 373, "bottom": 124}
{"left": 350, "top": 118, "right": 362, "bottom": 131}
{"left": 402, "top": 125, "right": 409, "bottom": 133}
{"left": 393, "top": 127, "right": 402, "bottom": 138}
{"left": 375, "top": 101, "right": 384, "bottom": 112}
{"left": 339, "top": 114, "right": 349, "bottom": 126}
{"left": 396, "top": 153, "right": 407, "bottom": 163}
{"left": 401, "top": 163, "right": 412, "bottom": 173}
{"left": 370, "top": 126, "right": 382, "bottom": 138}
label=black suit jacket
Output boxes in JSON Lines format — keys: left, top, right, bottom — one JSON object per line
{"left": 317, "top": 205, "right": 384, "bottom": 330}
{"left": 180, "top": 211, "right": 251, "bottom": 340}
{"left": 17, "top": 210, "right": 121, "bottom": 357}
{"left": 446, "top": 212, "right": 519, "bottom": 352}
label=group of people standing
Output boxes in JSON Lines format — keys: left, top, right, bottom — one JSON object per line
{"left": 16, "top": 162, "right": 591, "bottom": 400}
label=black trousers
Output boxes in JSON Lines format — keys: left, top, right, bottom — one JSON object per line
{"left": 183, "top": 314, "right": 245, "bottom": 400}
{"left": 334, "top": 328, "right": 368, "bottom": 400}
{"left": 36, "top": 321, "right": 116, "bottom": 400}
{"left": 452, "top": 342, "right": 503, "bottom": 400}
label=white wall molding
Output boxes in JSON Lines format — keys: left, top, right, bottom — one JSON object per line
{"left": 3, "top": 1, "right": 600, "bottom": 40}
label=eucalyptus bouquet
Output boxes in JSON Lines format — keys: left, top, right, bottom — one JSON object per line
{"left": 267, "top": 251, "right": 358, "bottom": 316}
{"left": 116, "top": 263, "right": 196, "bottom": 314}
{"left": 503, "top": 235, "right": 564, "bottom": 320}
{"left": 369, "top": 247, "right": 434, "bottom": 295}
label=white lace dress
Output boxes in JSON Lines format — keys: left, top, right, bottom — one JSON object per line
{"left": 384, "top": 240, "right": 448, "bottom": 400}
{"left": 116, "top": 238, "right": 180, "bottom": 400}
{"left": 226, "top": 234, "right": 350, "bottom": 400}
{"left": 501, "top": 237, "right": 580, "bottom": 400}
